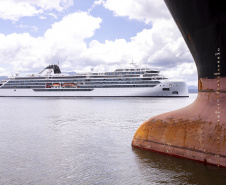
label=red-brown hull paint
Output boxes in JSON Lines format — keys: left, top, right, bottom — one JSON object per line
{"left": 132, "top": 78, "right": 226, "bottom": 167}
{"left": 132, "top": 0, "right": 226, "bottom": 167}
{"left": 132, "top": 143, "right": 226, "bottom": 168}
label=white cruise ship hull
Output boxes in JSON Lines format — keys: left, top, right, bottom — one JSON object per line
{"left": 0, "top": 81, "right": 189, "bottom": 97}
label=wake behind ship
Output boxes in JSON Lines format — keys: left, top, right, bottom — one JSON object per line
{"left": 0, "top": 64, "right": 188, "bottom": 97}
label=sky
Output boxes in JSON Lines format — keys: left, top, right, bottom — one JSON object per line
{"left": 0, "top": 0, "right": 198, "bottom": 87}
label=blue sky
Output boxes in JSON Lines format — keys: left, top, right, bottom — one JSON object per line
{"left": 0, "top": 0, "right": 150, "bottom": 42}
{"left": 0, "top": 0, "right": 197, "bottom": 86}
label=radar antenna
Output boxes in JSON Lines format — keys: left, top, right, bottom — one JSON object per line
{"left": 129, "top": 60, "right": 138, "bottom": 67}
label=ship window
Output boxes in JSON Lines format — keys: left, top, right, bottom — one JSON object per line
{"left": 162, "top": 88, "right": 170, "bottom": 91}
{"left": 172, "top": 91, "right": 178, "bottom": 94}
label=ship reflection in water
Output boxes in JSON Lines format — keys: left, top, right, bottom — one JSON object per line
{"left": 133, "top": 148, "right": 226, "bottom": 185}
{"left": 1, "top": 95, "right": 226, "bottom": 184}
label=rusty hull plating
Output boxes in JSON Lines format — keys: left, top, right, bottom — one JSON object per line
{"left": 132, "top": 0, "right": 226, "bottom": 167}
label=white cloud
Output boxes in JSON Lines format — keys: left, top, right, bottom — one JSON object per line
{"left": 97, "top": 0, "right": 197, "bottom": 85}
{"left": 0, "top": 67, "right": 8, "bottom": 76}
{"left": 103, "top": 0, "right": 171, "bottom": 24}
{"left": 0, "top": 1, "right": 197, "bottom": 86}
{"left": 82, "top": 17, "right": 191, "bottom": 68}
{"left": 16, "top": 24, "right": 38, "bottom": 32}
{"left": 47, "top": 13, "right": 58, "bottom": 19}
{"left": 0, "top": 10, "right": 196, "bottom": 83}
{"left": 161, "top": 63, "right": 198, "bottom": 86}
{"left": 0, "top": 12, "right": 102, "bottom": 75}
{"left": 39, "top": 16, "right": 47, "bottom": 20}
{"left": 0, "top": 0, "right": 73, "bottom": 21}
{"left": 88, "top": 0, "right": 105, "bottom": 13}
{"left": 90, "top": 0, "right": 194, "bottom": 66}
{"left": 45, "top": 12, "right": 101, "bottom": 42}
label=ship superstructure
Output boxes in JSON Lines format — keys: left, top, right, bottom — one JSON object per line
{"left": 0, "top": 64, "right": 188, "bottom": 97}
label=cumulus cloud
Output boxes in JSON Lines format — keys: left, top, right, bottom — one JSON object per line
{"left": 0, "top": 12, "right": 102, "bottom": 74}
{"left": 88, "top": 0, "right": 105, "bottom": 13}
{"left": 0, "top": 0, "right": 73, "bottom": 21}
{"left": 0, "top": 9, "right": 197, "bottom": 84}
{"left": 0, "top": 67, "right": 8, "bottom": 76}
{"left": 82, "top": 16, "right": 192, "bottom": 68}
{"left": 161, "top": 63, "right": 198, "bottom": 86}
{"left": 0, "top": 0, "right": 197, "bottom": 87}
{"left": 103, "top": 0, "right": 171, "bottom": 24}
{"left": 97, "top": 0, "right": 197, "bottom": 85}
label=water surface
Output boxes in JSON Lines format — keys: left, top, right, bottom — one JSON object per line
{"left": 1, "top": 94, "right": 226, "bottom": 184}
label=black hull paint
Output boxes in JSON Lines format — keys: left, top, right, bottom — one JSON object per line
{"left": 132, "top": 0, "right": 226, "bottom": 168}
{"left": 164, "top": 0, "right": 226, "bottom": 79}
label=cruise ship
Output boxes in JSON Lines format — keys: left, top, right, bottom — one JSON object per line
{"left": 0, "top": 64, "right": 189, "bottom": 97}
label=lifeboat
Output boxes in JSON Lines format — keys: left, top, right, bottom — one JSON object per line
{"left": 52, "top": 83, "right": 60, "bottom": 88}
{"left": 62, "top": 83, "right": 76, "bottom": 87}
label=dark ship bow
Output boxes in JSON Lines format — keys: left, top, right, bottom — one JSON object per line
{"left": 132, "top": 0, "right": 226, "bottom": 167}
